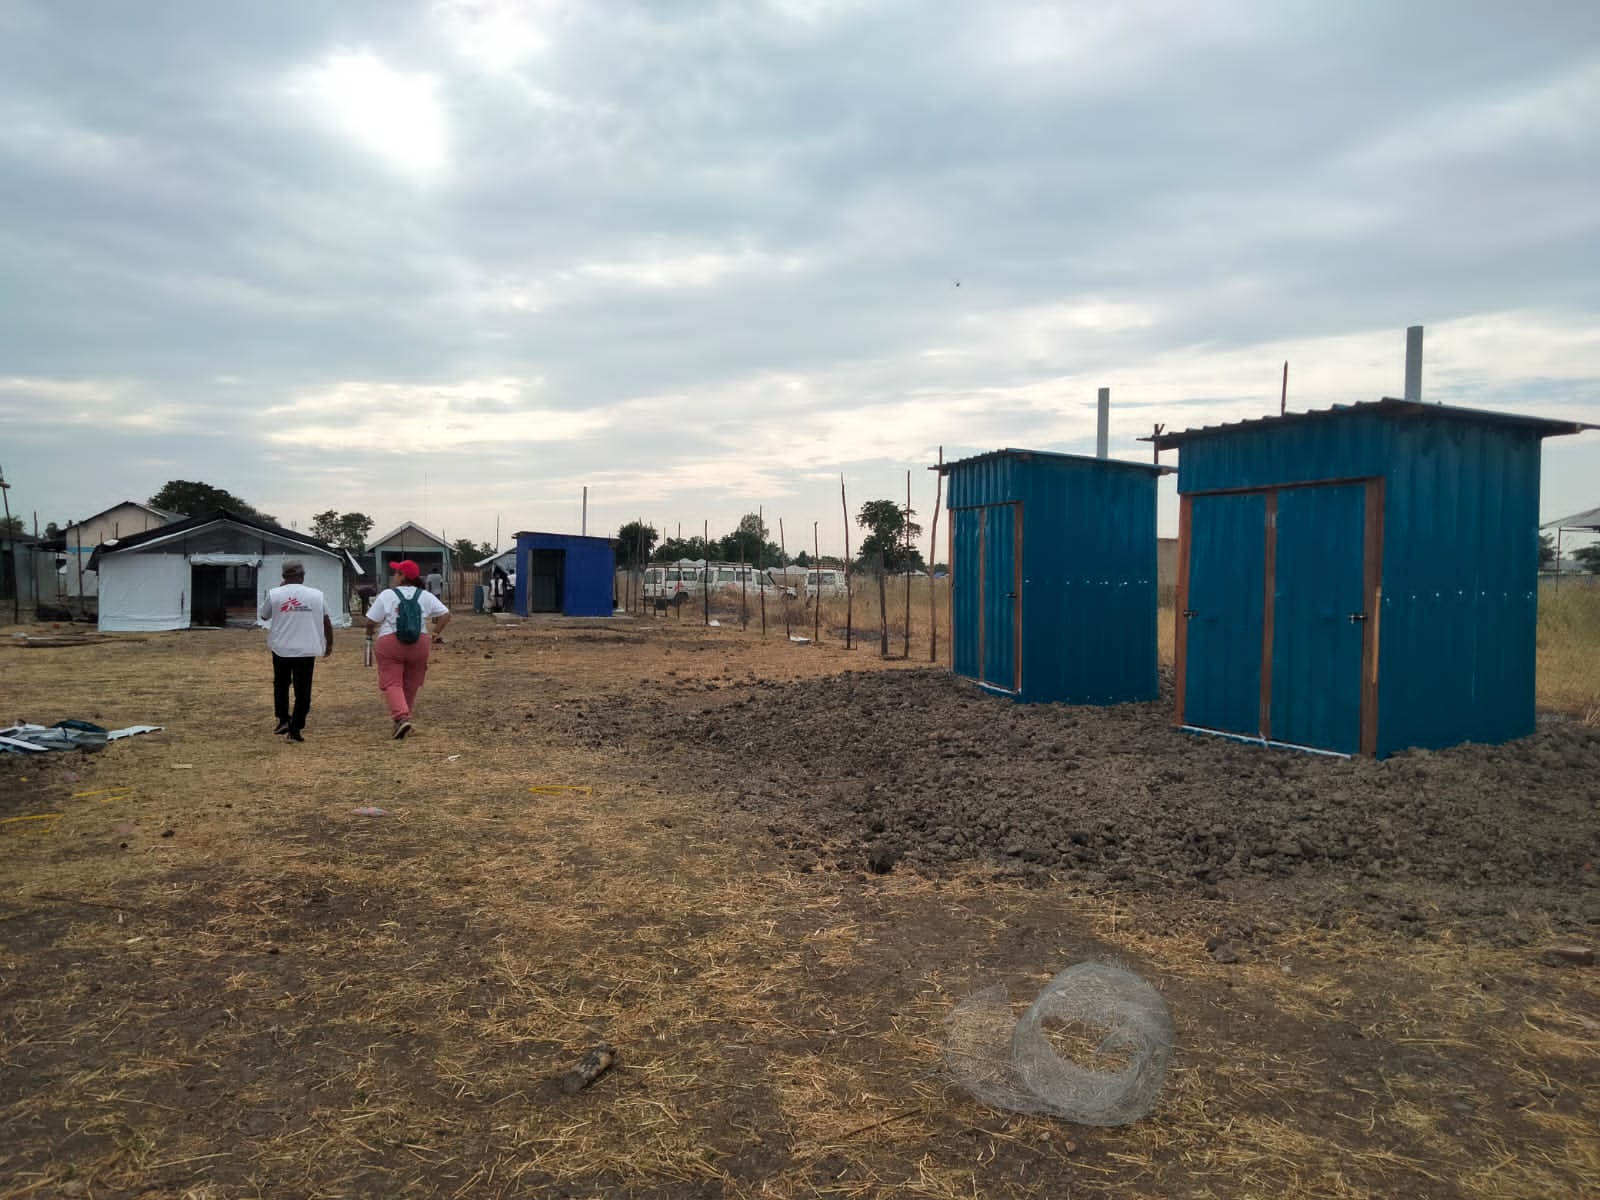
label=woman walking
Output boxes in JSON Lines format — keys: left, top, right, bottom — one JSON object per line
{"left": 365, "top": 559, "right": 450, "bottom": 739}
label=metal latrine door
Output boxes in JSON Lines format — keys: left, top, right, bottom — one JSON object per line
{"left": 1182, "top": 492, "right": 1267, "bottom": 736}
{"left": 1270, "top": 483, "right": 1367, "bottom": 754}
{"left": 951, "top": 504, "right": 1021, "bottom": 693}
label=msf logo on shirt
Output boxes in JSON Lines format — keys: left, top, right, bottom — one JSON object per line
{"left": 279, "top": 598, "right": 312, "bottom": 613}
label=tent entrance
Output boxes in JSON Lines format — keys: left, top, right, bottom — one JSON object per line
{"left": 191, "top": 563, "right": 258, "bottom": 627}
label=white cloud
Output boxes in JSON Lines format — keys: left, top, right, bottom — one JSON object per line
{"left": 431, "top": 0, "right": 561, "bottom": 72}
{"left": 261, "top": 377, "right": 605, "bottom": 452}
{"left": 559, "top": 243, "right": 811, "bottom": 291}
{"left": 290, "top": 51, "right": 448, "bottom": 173}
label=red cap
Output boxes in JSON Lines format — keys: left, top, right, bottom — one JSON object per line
{"left": 390, "top": 559, "right": 421, "bottom": 580}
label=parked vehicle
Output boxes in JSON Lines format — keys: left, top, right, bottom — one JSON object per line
{"left": 643, "top": 561, "right": 791, "bottom": 606}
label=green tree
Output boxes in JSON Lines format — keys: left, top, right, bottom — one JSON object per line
{"left": 855, "top": 500, "right": 924, "bottom": 572}
{"left": 656, "top": 535, "right": 712, "bottom": 563}
{"left": 794, "top": 549, "right": 810, "bottom": 568}
{"left": 150, "top": 480, "right": 274, "bottom": 523}
{"left": 717, "top": 513, "right": 782, "bottom": 565}
{"left": 310, "top": 510, "right": 375, "bottom": 554}
{"left": 1572, "top": 544, "right": 1600, "bottom": 574}
{"left": 616, "top": 521, "right": 659, "bottom": 569}
{"left": 44, "top": 521, "right": 62, "bottom": 538}
{"left": 451, "top": 537, "right": 497, "bottom": 564}
{"left": 0, "top": 514, "right": 21, "bottom": 536}
{"left": 1540, "top": 532, "right": 1556, "bottom": 570}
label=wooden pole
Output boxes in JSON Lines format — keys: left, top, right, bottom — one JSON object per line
{"left": 929, "top": 447, "right": 943, "bottom": 663}
{"left": 739, "top": 529, "right": 747, "bottom": 630}
{"left": 903, "top": 470, "right": 912, "bottom": 659}
{"left": 0, "top": 466, "right": 16, "bottom": 625}
{"left": 703, "top": 519, "right": 710, "bottom": 627}
{"left": 813, "top": 522, "right": 821, "bottom": 644}
{"left": 1280, "top": 361, "right": 1289, "bottom": 416}
{"left": 841, "top": 474, "right": 853, "bottom": 649}
{"left": 779, "top": 518, "right": 791, "bottom": 639}
{"left": 758, "top": 505, "right": 767, "bottom": 638}
{"left": 877, "top": 550, "right": 888, "bottom": 658}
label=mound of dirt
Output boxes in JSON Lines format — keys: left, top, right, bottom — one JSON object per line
{"left": 626, "top": 669, "right": 1600, "bottom": 940}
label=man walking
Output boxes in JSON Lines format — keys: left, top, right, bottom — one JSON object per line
{"left": 259, "top": 559, "right": 333, "bottom": 743}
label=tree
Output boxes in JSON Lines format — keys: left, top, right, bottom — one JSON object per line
{"left": 150, "top": 480, "right": 274, "bottom": 523}
{"left": 44, "top": 521, "right": 62, "bottom": 538}
{"left": 656, "top": 535, "right": 712, "bottom": 563}
{"left": 310, "top": 510, "right": 375, "bottom": 554}
{"left": 451, "top": 537, "right": 497, "bottom": 565}
{"left": 0, "top": 515, "right": 21, "bottom": 536}
{"left": 717, "top": 513, "right": 782, "bottom": 566}
{"left": 855, "top": 499, "right": 924, "bottom": 573}
{"left": 616, "top": 521, "right": 658, "bottom": 569}
{"left": 1540, "top": 532, "right": 1556, "bottom": 570}
{"left": 1572, "top": 544, "right": 1600, "bottom": 574}
{"left": 794, "top": 550, "right": 810, "bottom": 568}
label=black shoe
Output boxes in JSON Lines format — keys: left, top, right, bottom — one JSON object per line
{"left": 393, "top": 720, "right": 413, "bottom": 740}
{"left": 287, "top": 730, "right": 305, "bottom": 742}
{"left": 274, "top": 719, "right": 291, "bottom": 735}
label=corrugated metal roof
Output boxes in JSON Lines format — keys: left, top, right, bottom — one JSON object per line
{"left": 1542, "top": 505, "right": 1600, "bottom": 530}
{"left": 938, "top": 447, "right": 1172, "bottom": 475}
{"left": 1146, "top": 396, "right": 1595, "bottom": 450}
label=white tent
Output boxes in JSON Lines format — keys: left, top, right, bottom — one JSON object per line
{"left": 91, "top": 511, "right": 359, "bottom": 632}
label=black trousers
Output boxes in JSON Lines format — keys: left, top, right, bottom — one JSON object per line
{"left": 272, "top": 654, "right": 315, "bottom": 732}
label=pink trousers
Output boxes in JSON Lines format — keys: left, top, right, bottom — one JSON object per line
{"left": 375, "top": 633, "right": 431, "bottom": 721}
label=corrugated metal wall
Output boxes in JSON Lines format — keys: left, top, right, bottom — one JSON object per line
{"left": 1176, "top": 409, "right": 1544, "bottom": 756}
{"left": 947, "top": 451, "right": 1160, "bottom": 704}
{"left": 514, "top": 532, "right": 616, "bottom": 617}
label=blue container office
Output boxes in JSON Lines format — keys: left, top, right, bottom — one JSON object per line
{"left": 512, "top": 531, "right": 616, "bottom": 618}
{"left": 1152, "top": 398, "right": 1592, "bottom": 757}
{"left": 941, "top": 448, "right": 1166, "bottom": 704}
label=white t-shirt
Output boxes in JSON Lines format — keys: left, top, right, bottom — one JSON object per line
{"left": 365, "top": 584, "right": 449, "bottom": 639}
{"left": 260, "top": 583, "right": 328, "bottom": 658}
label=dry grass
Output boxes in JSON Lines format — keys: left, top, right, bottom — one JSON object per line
{"left": 1537, "top": 583, "right": 1600, "bottom": 724}
{"left": 1, "top": 617, "right": 1596, "bottom": 1199}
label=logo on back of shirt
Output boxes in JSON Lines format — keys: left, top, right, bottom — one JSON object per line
{"left": 279, "top": 598, "right": 311, "bottom": 613}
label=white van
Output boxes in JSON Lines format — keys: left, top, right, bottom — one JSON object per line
{"left": 805, "top": 569, "right": 846, "bottom": 596}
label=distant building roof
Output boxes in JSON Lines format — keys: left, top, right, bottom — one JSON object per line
{"left": 63, "top": 501, "right": 183, "bottom": 531}
{"left": 1543, "top": 505, "right": 1600, "bottom": 531}
{"left": 88, "top": 509, "right": 360, "bottom": 573}
{"left": 366, "top": 521, "right": 449, "bottom": 551}
{"left": 937, "top": 447, "right": 1171, "bottom": 475}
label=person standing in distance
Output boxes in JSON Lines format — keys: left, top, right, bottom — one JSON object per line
{"left": 365, "top": 559, "right": 450, "bottom": 739}
{"left": 259, "top": 559, "right": 333, "bottom": 743}
{"left": 425, "top": 564, "right": 444, "bottom": 596}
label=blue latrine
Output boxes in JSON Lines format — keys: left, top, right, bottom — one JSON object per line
{"left": 512, "top": 531, "right": 616, "bottom": 618}
{"left": 1151, "top": 397, "right": 1593, "bottom": 757}
{"left": 940, "top": 448, "right": 1167, "bottom": 704}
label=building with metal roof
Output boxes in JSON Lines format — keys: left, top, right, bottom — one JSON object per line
{"left": 938, "top": 448, "right": 1168, "bottom": 704}
{"left": 1149, "top": 397, "right": 1595, "bottom": 757}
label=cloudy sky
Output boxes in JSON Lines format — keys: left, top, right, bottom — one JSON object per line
{"left": 1, "top": 0, "right": 1597, "bottom": 556}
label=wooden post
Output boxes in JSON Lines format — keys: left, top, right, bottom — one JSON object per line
{"left": 739, "top": 533, "right": 747, "bottom": 630}
{"left": 903, "top": 470, "right": 912, "bottom": 659}
{"left": 703, "top": 519, "right": 710, "bottom": 627}
{"left": 929, "top": 447, "right": 943, "bottom": 663}
{"left": 758, "top": 505, "right": 767, "bottom": 637}
{"left": 779, "top": 518, "right": 790, "bottom": 639}
{"left": 877, "top": 551, "right": 889, "bottom": 658}
{"left": 841, "top": 474, "right": 853, "bottom": 649}
{"left": 813, "top": 522, "right": 821, "bottom": 644}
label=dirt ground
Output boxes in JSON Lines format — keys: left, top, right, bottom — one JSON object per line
{"left": 1, "top": 611, "right": 1597, "bottom": 1199}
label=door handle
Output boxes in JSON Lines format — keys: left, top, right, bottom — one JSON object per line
{"left": 1349, "top": 612, "right": 1367, "bottom": 623}
{"left": 1005, "top": 591, "right": 1017, "bottom": 598}
{"left": 1182, "top": 609, "right": 1196, "bottom": 619}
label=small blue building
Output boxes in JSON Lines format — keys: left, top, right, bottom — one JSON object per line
{"left": 512, "top": 531, "right": 616, "bottom": 617}
{"left": 1151, "top": 397, "right": 1593, "bottom": 757}
{"left": 941, "top": 448, "right": 1167, "bottom": 704}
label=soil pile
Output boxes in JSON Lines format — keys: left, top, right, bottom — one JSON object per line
{"left": 627, "top": 668, "right": 1600, "bottom": 938}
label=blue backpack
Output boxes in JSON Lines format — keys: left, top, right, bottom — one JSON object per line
{"left": 392, "top": 586, "right": 426, "bottom": 644}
